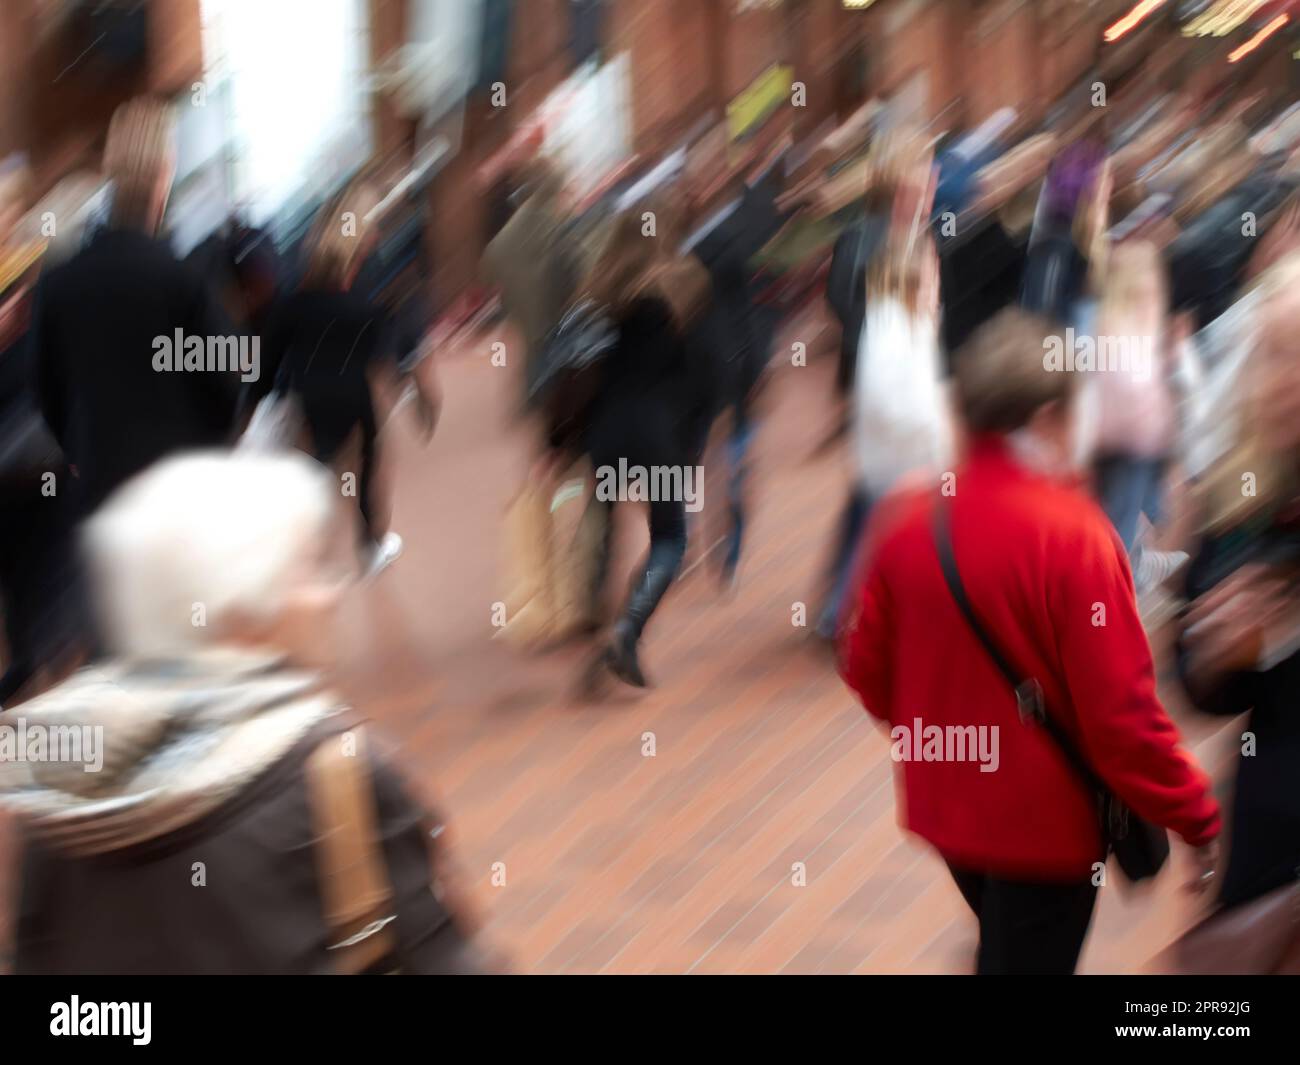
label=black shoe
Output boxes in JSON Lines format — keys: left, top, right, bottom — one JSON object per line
{"left": 607, "top": 624, "right": 648, "bottom": 688}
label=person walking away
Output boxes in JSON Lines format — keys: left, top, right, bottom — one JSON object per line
{"left": 839, "top": 309, "right": 1220, "bottom": 974}
{"left": 816, "top": 141, "right": 918, "bottom": 638}
{"left": 684, "top": 175, "right": 782, "bottom": 588}
{"left": 29, "top": 97, "right": 241, "bottom": 520}
{"left": 259, "top": 179, "right": 435, "bottom": 576}
{"left": 576, "top": 208, "right": 713, "bottom": 690}
{"left": 1086, "top": 241, "right": 1188, "bottom": 597}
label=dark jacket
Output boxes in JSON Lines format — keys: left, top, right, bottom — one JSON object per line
{"left": 1176, "top": 523, "right": 1300, "bottom": 909}
{"left": 582, "top": 297, "right": 709, "bottom": 471}
{"left": 690, "top": 185, "right": 783, "bottom": 413}
{"left": 938, "top": 212, "right": 1029, "bottom": 360}
{"left": 825, "top": 213, "right": 887, "bottom": 395}
{"left": 30, "top": 228, "right": 240, "bottom": 515}
{"left": 13, "top": 715, "right": 478, "bottom": 975}
{"left": 259, "top": 287, "right": 394, "bottom": 460}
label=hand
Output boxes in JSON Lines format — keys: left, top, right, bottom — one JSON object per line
{"left": 1187, "top": 839, "right": 1220, "bottom": 895}
{"left": 1183, "top": 563, "right": 1289, "bottom": 681}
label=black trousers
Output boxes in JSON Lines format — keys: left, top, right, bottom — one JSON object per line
{"left": 586, "top": 495, "right": 687, "bottom": 642}
{"left": 946, "top": 862, "right": 1098, "bottom": 975}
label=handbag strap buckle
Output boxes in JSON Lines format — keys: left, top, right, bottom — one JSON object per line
{"left": 1015, "top": 678, "right": 1046, "bottom": 724}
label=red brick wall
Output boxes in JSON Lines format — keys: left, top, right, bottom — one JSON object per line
{"left": 424, "top": 0, "right": 579, "bottom": 307}
{"left": 608, "top": 0, "right": 716, "bottom": 157}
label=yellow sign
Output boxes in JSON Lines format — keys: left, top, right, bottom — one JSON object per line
{"left": 727, "top": 64, "right": 793, "bottom": 142}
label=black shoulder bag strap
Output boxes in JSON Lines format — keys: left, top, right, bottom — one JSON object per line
{"left": 931, "top": 500, "right": 1107, "bottom": 801}
{"left": 933, "top": 499, "right": 1175, "bottom": 881}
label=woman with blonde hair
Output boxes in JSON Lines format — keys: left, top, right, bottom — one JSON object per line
{"left": 1086, "top": 239, "right": 1187, "bottom": 594}
{"left": 851, "top": 172, "right": 949, "bottom": 531}
{"left": 816, "top": 134, "right": 937, "bottom": 638}
{"left": 1174, "top": 255, "right": 1300, "bottom": 937}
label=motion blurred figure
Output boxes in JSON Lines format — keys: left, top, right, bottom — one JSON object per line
{"left": 1178, "top": 257, "right": 1300, "bottom": 917}
{"left": 29, "top": 97, "right": 240, "bottom": 519}
{"left": 1086, "top": 241, "right": 1186, "bottom": 594}
{"left": 840, "top": 310, "right": 1220, "bottom": 974}
{"left": 1, "top": 452, "right": 483, "bottom": 974}
{"left": 577, "top": 207, "right": 713, "bottom": 689}
{"left": 259, "top": 178, "right": 436, "bottom": 575}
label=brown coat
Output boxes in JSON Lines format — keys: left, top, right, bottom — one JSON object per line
{"left": 12, "top": 717, "right": 481, "bottom": 975}
{"left": 482, "top": 191, "right": 579, "bottom": 397}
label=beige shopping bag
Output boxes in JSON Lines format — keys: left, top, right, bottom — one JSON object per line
{"left": 498, "top": 461, "right": 604, "bottom": 649}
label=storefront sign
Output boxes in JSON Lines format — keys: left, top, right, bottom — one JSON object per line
{"left": 727, "top": 64, "right": 793, "bottom": 142}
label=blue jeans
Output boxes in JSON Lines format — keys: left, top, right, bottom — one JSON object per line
{"left": 817, "top": 486, "right": 872, "bottom": 637}
{"left": 1093, "top": 454, "right": 1166, "bottom": 558}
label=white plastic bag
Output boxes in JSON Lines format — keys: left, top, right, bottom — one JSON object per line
{"left": 854, "top": 296, "right": 952, "bottom": 496}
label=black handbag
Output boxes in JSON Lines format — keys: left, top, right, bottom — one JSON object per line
{"left": 932, "top": 501, "right": 1170, "bottom": 883}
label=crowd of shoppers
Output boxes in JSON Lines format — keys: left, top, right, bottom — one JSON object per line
{"left": 0, "top": 29, "right": 1298, "bottom": 976}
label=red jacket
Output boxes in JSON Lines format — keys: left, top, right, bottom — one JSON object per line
{"left": 838, "top": 437, "right": 1220, "bottom": 879}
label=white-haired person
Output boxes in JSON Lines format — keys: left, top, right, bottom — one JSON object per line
{"left": 0, "top": 450, "right": 485, "bottom": 974}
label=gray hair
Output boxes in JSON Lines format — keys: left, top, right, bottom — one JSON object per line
{"left": 83, "top": 451, "right": 335, "bottom": 658}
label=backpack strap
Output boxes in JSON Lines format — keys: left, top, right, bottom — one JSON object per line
{"left": 304, "top": 727, "right": 399, "bottom": 974}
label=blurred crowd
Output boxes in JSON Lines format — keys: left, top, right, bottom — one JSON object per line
{"left": 0, "top": 20, "right": 1298, "bottom": 975}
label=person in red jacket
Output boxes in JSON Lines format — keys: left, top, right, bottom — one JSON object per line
{"left": 838, "top": 308, "right": 1220, "bottom": 974}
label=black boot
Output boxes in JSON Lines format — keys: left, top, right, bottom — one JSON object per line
{"left": 606, "top": 619, "right": 648, "bottom": 688}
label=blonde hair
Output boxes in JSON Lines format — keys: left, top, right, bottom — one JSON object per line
{"left": 862, "top": 127, "right": 930, "bottom": 214}
{"left": 579, "top": 204, "right": 710, "bottom": 327}
{"left": 103, "top": 97, "right": 174, "bottom": 231}
{"left": 302, "top": 177, "right": 380, "bottom": 290}
{"left": 1198, "top": 253, "right": 1300, "bottom": 531}
{"left": 83, "top": 451, "right": 336, "bottom": 658}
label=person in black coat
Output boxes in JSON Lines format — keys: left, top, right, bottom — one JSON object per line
{"left": 0, "top": 287, "right": 76, "bottom": 705}
{"left": 576, "top": 209, "right": 714, "bottom": 690}
{"left": 29, "top": 98, "right": 241, "bottom": 520}
{"left": 257, "top": 182, "right": 435, "bottom": 574}
{"left": 686, "top": 177, "right": 785, "bottom": 585}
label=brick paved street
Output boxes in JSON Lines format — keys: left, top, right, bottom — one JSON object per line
{"left": 321, "top": 321, "right": 1240, "bottom": 974}
{"left": 0, "top": 322, "right": 1242, "bottom": 974}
